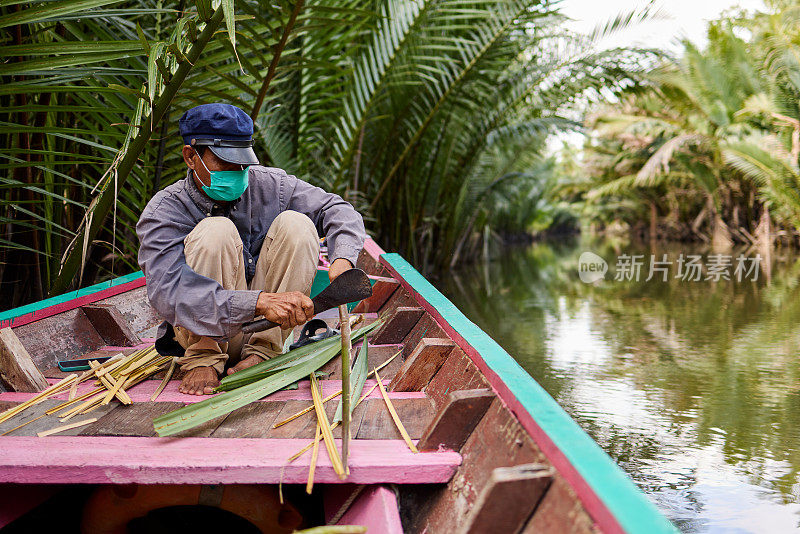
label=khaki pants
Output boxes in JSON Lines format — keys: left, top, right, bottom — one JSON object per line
{"left": 175, "top": 211, "right": 320, "bottom": 374}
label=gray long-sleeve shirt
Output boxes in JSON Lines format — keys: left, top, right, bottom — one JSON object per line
{"left": 136, "top": 165, "right": 366, "bottom": 340}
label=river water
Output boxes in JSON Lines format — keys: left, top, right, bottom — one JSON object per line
{"left": 437, "top": 237, "right": 800, "bottom": 533}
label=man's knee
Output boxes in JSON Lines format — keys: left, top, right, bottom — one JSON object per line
{"left": 185, "top": 216, "right": 242, "bottom": 254}
{"left": 270, "top": 211, "right": 319, "bottom": 249}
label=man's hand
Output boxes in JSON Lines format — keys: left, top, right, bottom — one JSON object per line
{"left": 255, "top": 291, "right": 314, "bottom": 329}
{"left": 329, "top": 257, "right": 353, "bottom": 282}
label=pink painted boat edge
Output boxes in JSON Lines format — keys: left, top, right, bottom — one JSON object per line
{"left": 0, "top": 379, "right": 426, "bottom": 404}
{"left": 98, "top": 341, "right": 157, "bottom": 351}
{"left": 363, "top": 238, "right": 386, "bottom": 260}
{"left": 0, "top": 437, "right": 461, "bottom": 485}
{"left": 334, "top": 485, "right": 404, "bottom": 533}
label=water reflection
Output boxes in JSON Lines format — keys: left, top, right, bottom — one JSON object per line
{"left": 437, "top": 237, "right": 800, "bottom": 533}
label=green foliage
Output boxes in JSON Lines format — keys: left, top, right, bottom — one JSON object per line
{"left": 575, "top": 3, "right": 800, "bottom": 244}
{"left": 0, "top": 0, "right": 650, "bottom": 307}
{"left": 333, "top": 338, "right": 367, "bottom": 424}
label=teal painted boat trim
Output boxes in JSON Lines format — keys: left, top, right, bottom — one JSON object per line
{"left": 0, "top": 271, "right": 145, "bottom": 323}
{"left": 380, "top": 253, "right": 675, "bottom": 534}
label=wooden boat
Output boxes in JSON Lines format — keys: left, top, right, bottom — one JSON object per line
{"left": 0, "top": 239, "right": 675, "bottom": 533}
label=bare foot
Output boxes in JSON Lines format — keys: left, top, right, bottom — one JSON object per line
{"left": 178, "top": 366, "right": 219, "bottom": 395}
{"left": 227, "top": 354, "right": 264, "bottom": 376}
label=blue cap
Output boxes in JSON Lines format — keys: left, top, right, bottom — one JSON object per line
{"left": 179, "top": 103, "right": 259, "bottom": 165}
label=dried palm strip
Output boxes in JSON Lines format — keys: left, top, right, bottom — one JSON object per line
{"left": 122, "top": 358, "right": 171, "bottom": 388}
{"left": 274, "top": 389, "right": 343, "bottom": 429}
{"left": 1, "top": 413, "right": 48, "bottom": 436}
{"left": 58, "top": 355, "right": 168, "bottom": 420}
{"left": 374, "top": 369, "right": 418, "bottom": 453}
{"left": 37, "top": 417, "right": 96, "bottom": 437}
{"left": 99, "top": 354, "right": 167, "bottom": 405}
{"left": 90, "top": 353, "right": 127, "bottom": 377}
{"left": 100, "top": 374, "right": 127, "bottom": 405}
{"left": 150, "top": 357, "right": 177, "bottom": 402}
{"left": 310, "top": 373, "right": 345, "bottom": 478}
{"left": 123, "top": 363, "right": 170, "bottom": 390}
{"left": 68, "top": 353, "right": 125, "bottom": 400}
{"left": 0, "top": 374, "right": 78, "bottom": 425}
{"left": 107, "top": 348, "right": 152, "bottom": 378}
{"left": 60, "top": 391, "right": 106, "bottom": 421}
{"left": 69, "top": 369, "right": 94, "bottom": 400}
{"left": 114, "top": 359, "right": 172, "bottom": 403}
{"left": 88, "top": 361, "right": 131, "bottom": 405}
{"left": 306, "top": 424, "right": 322, "bottom": 494}
{"left": 287, "top": 378, "right": 384, "bottom": 463}
{"left": 73, "top": 362, "right": 167, "bottom": 420}
{"left": 273, "top": 350, "right": 401, "bottom": 428}
{"left": 48, "top": 387, "right": 104, "bottom": 415}
{"left": 117, "top": 348, "right": 159, "bottom": 376}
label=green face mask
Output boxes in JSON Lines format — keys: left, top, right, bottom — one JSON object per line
{"left": 196, "top": 153, "right": 249, "bottom": 202}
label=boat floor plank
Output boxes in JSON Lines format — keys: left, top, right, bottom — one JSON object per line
{"left": 210, "top": 401, "right": 286, "bottom": 438}
{"left": 0, "top": 378, "right": 426, "bottom": 404}
{"left": 356, "top": 397, "right": 435, "bottom": 440}
{"left": 0, "top": 436, "right": 462, "bottom": 485}
{"left": 81, "top": 402, "right": 184, "bottom": 437}
{"left": 0, "top": 400, "right": 117, "bottom": 437}
{"left": 0, "top": 400, "right": 63, "bottom": 436}
{"left": 265, "top": 399, "right": 336, "bottom": 439}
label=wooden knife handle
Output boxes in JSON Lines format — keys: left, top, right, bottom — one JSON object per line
{"left": 241, "top": 318, "right": 280, "bottom": 334}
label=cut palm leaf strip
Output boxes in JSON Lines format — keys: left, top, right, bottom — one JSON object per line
{"left": 275, "top": 389, "right": 343, "bottom": 429}
{"left": 0, "top": 346, "right": 162, "bottom": 425}
{"left": 338, "top": 305, "right": 353, "bottom": 473}
{"left": 61, "top": 391, "right": 106, "bottom": 421}
{"left": 334, "top": 339, "right": 368, "bottom": 424}
{"left": 274, "top": 347, "right": 398, "bottom": 429}
{"left": 374, "top": 369, "right": 418, "bottom": 453}
{"left": 153, "top": 337, "right": 354, "bottom": 436}
{"left": 48, "top": 387, "right": 104, "bottom": 415}
{"left": 153, "top": 323, "right": 383, "bottom": 436}
{"left": 69, "top": 353, "right": 123, "bottom": 400}
{"left": 286, "top": 356, "right": 400, "bottom": 464}
{"left": 0, "top": 374, "right": 78, "bottom": 425}
{"left": 37, "top": 418, "right": 96, "bottom": 437}
{"left": 306, "top": 423, "right": 321, "bottom": 494}
{"left": 1, "top": 413, "right": 48, "bottom": 436}
{"left": 310, "top": 372, "right": 345, "bottom": 478}
{"left": 216, "top": 321, "right": 381, "bottom": 392}
{"left": 89, "top": 360, "right": 131, "bottom": 405}
{"left": 150, "top": 357, "right": 177, "bottom": 401}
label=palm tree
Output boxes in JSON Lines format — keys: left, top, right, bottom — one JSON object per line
{"left": 583, "top": 24, "right": 767, "bottom": 246}
{"left": 1, "top": 0, "right": 653, "bottom": 306}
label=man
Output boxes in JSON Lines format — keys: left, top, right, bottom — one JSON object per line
{"left": 136, "top": 103, "right": 366, "bottom": 395}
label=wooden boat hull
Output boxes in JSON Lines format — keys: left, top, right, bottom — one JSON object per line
{"left": 0, "top": 239, "right": 675, "bottom": 533}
